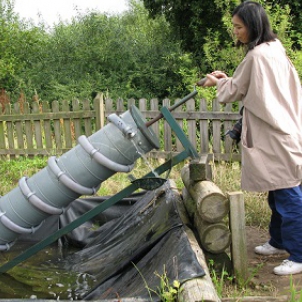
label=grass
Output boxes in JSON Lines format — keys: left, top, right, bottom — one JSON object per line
{"left": 0, "top": 155, "right": 274, "bottom": 300}
{"left": 0, "top": 156, "right": 270, "bottom": 231}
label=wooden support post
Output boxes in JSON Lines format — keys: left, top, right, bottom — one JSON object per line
{"left": 228, "top": 192, "right": 248, "bottom": 283}
{"left": 170, "top": 180, "right": 221, "bottom": 302}
{"left": 189, "top": 154, "right": 213, "bottom": 181}
{"left": 94, "top": 92, "right": 105, "bottom": 130}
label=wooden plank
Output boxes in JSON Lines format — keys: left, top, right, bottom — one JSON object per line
{"left": 138, "top": 98, "right": 147, "bottom": 118}
{"left": 83, "top": 99, "right": 92, "bottom": 137}
{"left": 32, "top": 101, "right": 43, "bottom": 149}
{"left": 62, "top": 100, "right": 73, "bottom": 148}
{"left": 105, "top": 97, "right": 114, "bottom": 117}
{"left": 150, "top": 99, "right": 159, "bottom": 143}
{"left": 0, "top": 110, "right": 95, "bottom": 121}
{"left": 127, "top": 98, "right": 136, "bottom": 110}
{"left": 174, "top": 99, "right": 184, "bottom": 152}
{"left": 14, "top": 103, "right": 24, "bottom": 150}
{"left": 163, "top": 98, "right": 172, "bottom": 152}
{"left": 223, "top": 103, "right": 233, "bottom": 153}
{"left": 5, "top": 103, "right": 14, "bottom": 159}
{"left": 0, "top": 118, "right": 6, "bottom": 159}
{"left": 52, "top": 100, "right": 62, "bottom": 150}
{"left": 200, "top": 98, "right": 209, "bottom": 153}
{"left": 0, "top": 148, "right": 71, "bottom": 156}
{"left": 187, "top": 98, "right": 197, "bottom": 150}
{"left": 228, "top": 191, "right": 248, "bottom": 284}
{"left": 116, "top": 98, "right": 125, "bottom": 114}
{"left": 138, "top": 98, "right": 147, "bottom": 119}
{"left": 222, "top": 297, "right": 289, "bottom": 302}
{"left": 42, "top": 101, "right": 53, "bottom": 149}
{"left": 102, "top": 110, "right": 240, "bottom": 121}
{"left": 94, "top": 92, "right": 104, "bottom": 130}
{"left": 24, "top": 102, "right": 33, "bottom": 153}
{"left": 212, "top": 99, "right": 221, "bottom": 154}
{"left": 72, "top": 99, "right": 81, "bottom": 140}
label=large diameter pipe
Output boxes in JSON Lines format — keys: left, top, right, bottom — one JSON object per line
{"left": 0, "top": 106, "right": 159, "bottom": 250}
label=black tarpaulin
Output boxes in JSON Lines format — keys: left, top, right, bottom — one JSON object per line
{"left": 58, "top": 181, "right": 206, "bottom": 300}
{"left": 12, "top": 181, "right": 205, "bottom": 300}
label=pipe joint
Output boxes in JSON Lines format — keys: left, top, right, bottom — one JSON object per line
{"left": 107, "top": 114, "right": 136, "bottom": 138}
{"left": 78, "top": 136, "right": 134, "bottom": 173}
{"left": 0, "top": 211, "right": 43, "bottom": 235}
{"left": 19, "top": 177, "right": 63, "bottom": 215}
{"left": 47, "top": 157, "right": 97, "bottom": 196}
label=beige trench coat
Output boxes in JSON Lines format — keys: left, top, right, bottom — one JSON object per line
{"left": 217, "top": 39, "right": 302, "bottom": 192}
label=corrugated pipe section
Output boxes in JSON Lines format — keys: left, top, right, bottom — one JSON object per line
{"left": 0, "top": 107, "right": 159, "bottom": 250}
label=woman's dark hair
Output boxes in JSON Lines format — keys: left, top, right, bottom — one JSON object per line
{"left": 232, "top": 1, "right": 276, "bottom": 50}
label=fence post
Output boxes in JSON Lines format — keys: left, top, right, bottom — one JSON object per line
{"left": 94, "top": 93, "right": 105, "bottom": 130}
{"left": 228, "top": 191, "right": 248, "bottom": 284}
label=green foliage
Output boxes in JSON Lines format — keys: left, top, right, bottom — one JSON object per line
{"left": 133, "top": 262, "right": 182, "bottom": 302}
{"left": 143, "top": 0, "right": 239, "bottom": 71}
{"left": 1, "top": 0, "right": 302, "bottom": 104}
{"left": 143, "top": 0, "right": 302, "bottom": 86}
{"left": 0, "top": 0, "right": 197, "bottom": 102}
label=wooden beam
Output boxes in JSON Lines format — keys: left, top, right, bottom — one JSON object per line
{"left": 228, "top": 191, "right": 248, "bottom": 283}
{"left": 170, "top": 180, "right": 221, "bottom": 302}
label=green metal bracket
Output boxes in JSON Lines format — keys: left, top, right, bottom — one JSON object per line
{"left": 160, "top": 106, "right": 199, "bottom": 160}
{"left": 0, "top": 104, "right": 199, "bottom": 274}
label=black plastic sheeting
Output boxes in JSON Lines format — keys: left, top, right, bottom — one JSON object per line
{"left": 16, "top": 181, "right": 206, "bottom": 300}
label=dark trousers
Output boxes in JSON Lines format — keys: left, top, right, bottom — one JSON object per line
{"left": 268, "top": 186, "right": 302, "bottom": 262}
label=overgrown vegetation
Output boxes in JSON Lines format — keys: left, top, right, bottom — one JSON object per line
{"left": 0, "top": 0, "right": 301, "bottom": 105}
{"left": 1, "top": 0, "right": 302, "bottom": 298}
{"left": 0, "top": 156, "right": 271, "bottom": 300}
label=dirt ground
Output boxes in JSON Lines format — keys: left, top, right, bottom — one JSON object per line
{"left": 244, "top": 226, "right": 302, "bottom": 297}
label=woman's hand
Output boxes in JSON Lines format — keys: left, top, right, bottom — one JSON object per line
{"left": 199, "top": 71, "right": 228, "bottom": 87}
{"left": 211, "top": 70, "right": 228, "bottom": 79}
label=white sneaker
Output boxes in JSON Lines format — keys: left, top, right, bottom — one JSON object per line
{"left": 254, "top": 242, "right": 287, "bottom": 256}
{"left": 274, "top": 260, "right": 302, "bottom": 275}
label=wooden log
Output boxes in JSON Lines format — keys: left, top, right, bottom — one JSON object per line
{"left": 228, "top": 192, "right": 248, "bottom": 283}
{"left": 194, "top": 213, "right": 231, "bottom": 254}
{"left": 189, "top": 154, "right": 213, "bottom": 181}
{"left": 221, "top": 296, "right": 289, "bottom": 302}
{"left": 181, "top": 165, "right": 229, "bottom": 223}
{"left": 182, "top": 188, "right": 231, "bottom": 253}
{"left": 169, "top": 180, "right": 221, "bottom": 302}
{"left": 181, "top": 187, "right": 195, "bottom": 221}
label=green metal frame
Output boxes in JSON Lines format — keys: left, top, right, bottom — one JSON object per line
{"left": 0, "top": 105, "right": 199, "bottom": 274}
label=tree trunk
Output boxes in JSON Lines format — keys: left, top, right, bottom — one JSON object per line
{"left": 194, "top": 214, "right": 231, "bottom": 254}
{"left": 170, "top": 180, "right": 221, "bottom": 302}
{"left": 181, "top": 164, "right": 229, "bottom": 223}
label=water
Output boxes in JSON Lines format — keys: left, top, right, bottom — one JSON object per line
{"left": 0, "top": 243, "right": 96, "bottom": 300}
{"left": 130, "top": 138, "right": 159, "bottom": 177}
{"left": 130, "top": 138, "right": 172, "bottom": 198}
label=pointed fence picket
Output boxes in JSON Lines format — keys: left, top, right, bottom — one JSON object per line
{"left": 0, "top": 93, "right": 242, "bottom": 161}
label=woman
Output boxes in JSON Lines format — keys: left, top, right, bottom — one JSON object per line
{"left": 203, "top": 1, "right": 302, "bottom": 275}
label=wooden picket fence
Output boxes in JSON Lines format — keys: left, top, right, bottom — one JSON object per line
{"left": 0, "top": 92, "right": 242, "bottom": 161}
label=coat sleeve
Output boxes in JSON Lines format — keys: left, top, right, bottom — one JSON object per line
{"left": 216, "top": 55, "right": 255, "bottom": 104}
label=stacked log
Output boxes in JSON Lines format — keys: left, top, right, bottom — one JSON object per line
{"left": 169, "top": 180, "right": 221, "bottom": 302}
{"left": 181, "top": 164, "right": 231, "bottom": 255}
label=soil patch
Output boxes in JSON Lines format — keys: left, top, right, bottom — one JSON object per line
{"left": 245, "top": 226, "right": 302, "bottom": 297}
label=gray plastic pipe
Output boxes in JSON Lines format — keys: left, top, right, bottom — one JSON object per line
{"left": 0, "top": 106, "right": 159, "bottom": 250}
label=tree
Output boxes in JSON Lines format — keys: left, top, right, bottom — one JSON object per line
{"left": 142, "top": 0, "right": 302, "bottom": 72}
{"left": 142, "top": 0, "right": 239, "bottom": 72}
